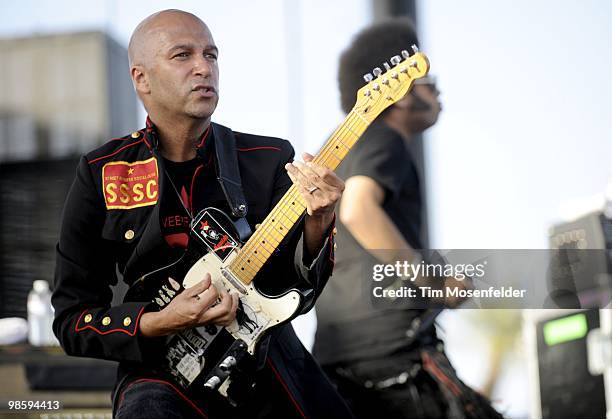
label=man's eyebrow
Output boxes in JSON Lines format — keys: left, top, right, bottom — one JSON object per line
{"left": 206, "top": 45, "right": 219, "bottom": 54}
{"left": 168, "top": 44, "right": 218, "bottom": 54}
{"left": 168, "top": 44, "right": 192, "bottom": 53}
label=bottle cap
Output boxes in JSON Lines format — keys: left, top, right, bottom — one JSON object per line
{"left": 33, "top": 280, "right": 49, "bottom": 293}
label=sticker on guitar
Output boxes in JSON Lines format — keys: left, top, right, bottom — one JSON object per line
{"left": 167, "top": 329, "right": 209, "bottom": 386}
{"left": 193, "top": 213, "right": 238, "bottom": 262}
{"left": 232, "top": 299, "right": 269, "bottom": 337}
{"left": 152, "top": 276, "right": 182, "bottom": 308}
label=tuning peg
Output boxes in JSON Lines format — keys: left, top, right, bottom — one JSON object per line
{"left": 411, "top": 44, "right": 419, "bottom": 53}
{"left": 383, "top": 62, "right": 391, "bottom": 72}
{"left": 372, "top": 67, "right": 382, "bottom": 77}
{"left": 390, "top": 55, "right": 401, "bottom": 66}
{"left": 401, "top": 50, "right": 410, "bottom": 59}
{"left": 363, "top": 73, "right": 373, "bottom": 83}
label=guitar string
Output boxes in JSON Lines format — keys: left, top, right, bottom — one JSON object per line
{"left": 234, "top": 109, "right": 380, "bottom": 280}
{"left": 231, "top": 110, "right": 373, "bottom": 281}
{"left": 231, "top": 118, "right": 361, "bottom": 279}
{"left": 232, "top": 70, "right": 417, "bottom": 282}
{"left": 232, "top": 86, "right": 395, "bottom": 279}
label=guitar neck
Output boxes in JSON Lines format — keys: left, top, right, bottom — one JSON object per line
{"left": 228, "top": 110, "right": 371, "bottom": 284}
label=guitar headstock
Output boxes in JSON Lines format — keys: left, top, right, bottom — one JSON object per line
{"left": 353, "top": 45, "right": 430, "bottom": 122}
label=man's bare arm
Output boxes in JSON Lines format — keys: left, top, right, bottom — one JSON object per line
{"left": 339, "top": 176, "right": 467, "bottom": 307}
{"left": 340, "top": 176, "right": 413, "bottom": 260}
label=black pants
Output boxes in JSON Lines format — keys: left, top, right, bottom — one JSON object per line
{"left": 115, "top": 362, "right": 302, "bottom": 419}
{"left": 323, "top": 347, "right": 503, "bottom": 419}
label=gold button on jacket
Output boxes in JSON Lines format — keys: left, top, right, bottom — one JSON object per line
{"left": 123, "top": 317, "right": 132, "bottom": 327}
{"left": 84, "top": 314, "right": 92, "bottom": 323}
{"left": 124, "top": 230, "right": 135, "bottom": 240}
{"left": 102, "top": 316, "right": 111, "bottom": 326}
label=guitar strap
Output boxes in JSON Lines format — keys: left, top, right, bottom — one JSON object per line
{"left": 202, "top": 123, "right": 252, "bottom": 242}
{"left": 206, "top": 123, "right": 272, "bottom": 373}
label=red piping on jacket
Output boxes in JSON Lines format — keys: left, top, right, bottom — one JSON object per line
{"left": 88, "top": 139, "right": 145, "bottom": 165}
{"left": 422, "top": 351, "right": 462, "bottom": 396}
{"left": 109, "top": 135, "right": 136, "bottom": 142}
{"left": 197, "top": 125, "right": 211, "bottom": 148}
{"left": 266, "top": 357, "right": 308, "bottom": 419}
{"left": 237, "top": 146, "right": 281, "bottom": 152}
{"left": 189, "top": 164, "right": 205, "bottom": 214}
{"left": 329, "top": 214, "right": 336, "bottom": 264}
{"left": 117, "top": 378, "right": 207, "bottom": 418}
{"left": 74, "top": 307, "right": 145, "bottom": 336}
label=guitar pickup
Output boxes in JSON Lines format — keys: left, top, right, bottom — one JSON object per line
{"left": 221, "top": 268, "right": 248, "bottom": 294}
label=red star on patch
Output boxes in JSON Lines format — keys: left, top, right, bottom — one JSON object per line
{"left": 200, "top": 220, "right": 209, "bottom": 230}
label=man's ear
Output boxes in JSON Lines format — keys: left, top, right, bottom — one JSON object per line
{"left": 131, "top": 66, "right": 150, "bottom": 95}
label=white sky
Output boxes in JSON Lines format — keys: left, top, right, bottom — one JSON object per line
{"left": 420, "top": 0, "right": 612, "bottom": 248}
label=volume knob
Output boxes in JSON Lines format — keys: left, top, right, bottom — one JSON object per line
{"left": 219, "top": 356, "right": 237, "bottom": 371}
{"left": 203, "top": 376, "right": 221, "bottom": 390}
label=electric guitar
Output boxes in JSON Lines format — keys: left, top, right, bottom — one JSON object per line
{"left": 125, "top": 46, "right": 430, "bottom": 403}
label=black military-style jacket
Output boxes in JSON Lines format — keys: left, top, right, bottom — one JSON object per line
{"left": 52, "top": 120, "right": 351, "bottom": 418}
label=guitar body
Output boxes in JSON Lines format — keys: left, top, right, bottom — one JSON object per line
{"left": 125, "top": 207, "right": 303, "bottom": 398}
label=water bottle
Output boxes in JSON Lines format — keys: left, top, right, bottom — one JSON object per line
{"left": 27, "top": 280, "right": 59, "bottom": 346}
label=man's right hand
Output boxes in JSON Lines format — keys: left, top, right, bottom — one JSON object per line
{"left": 139, "top": 274, "right": 239, "bottom": 337}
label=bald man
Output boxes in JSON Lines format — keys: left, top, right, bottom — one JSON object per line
{"left": 52, "top": 9, "right": 352, "bottom": 418}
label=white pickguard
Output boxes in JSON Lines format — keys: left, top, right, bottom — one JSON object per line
{"left": 182, "top": 249, "right": 301, "bottom": 354}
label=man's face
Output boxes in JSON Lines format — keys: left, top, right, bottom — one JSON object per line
{"left": 140, "top": 14, "right": 219, "bottom": 120}
{"left": 404, "top": 80, "right": 442, "bottom": 133}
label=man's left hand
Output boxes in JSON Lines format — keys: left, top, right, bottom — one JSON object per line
{"left": 285, "top": 152, "right": 344, "bottom": 220}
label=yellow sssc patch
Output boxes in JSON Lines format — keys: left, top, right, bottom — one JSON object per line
{"left": 102, "top": 157, "right": 159, "bottom": 209}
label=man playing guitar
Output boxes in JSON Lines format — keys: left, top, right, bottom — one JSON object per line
{"left": 52, "top": 9, "right": 351, "bottom": 418}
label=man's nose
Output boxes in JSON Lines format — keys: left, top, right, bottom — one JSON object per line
{"left": 193, "top": 55, "right": 213, "bottom": 77}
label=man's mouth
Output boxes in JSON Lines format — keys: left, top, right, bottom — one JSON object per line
{"left": 192, "top": 85, "right": 217, "bottom": 97}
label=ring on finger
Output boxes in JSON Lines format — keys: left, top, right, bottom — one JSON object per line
{"left": 308, "top": 186, "right": 319, "bottom": 194}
